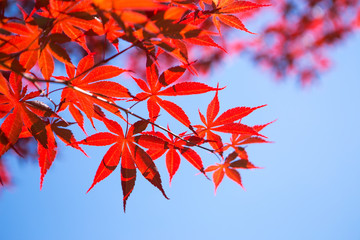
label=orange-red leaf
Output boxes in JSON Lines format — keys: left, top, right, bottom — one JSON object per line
{"left": 205, "top": 164, "right": 221, "bottom": 172}
{"left": 38, "top": 48, "right": 54, "bottom": 79}
{"left": 166, "top": 149, "right": 180, "bottom": 184}
{"left": 69, "top": 105, "right": 85, "bottom": 133}
{"left": 253, "top": 120, "right": 276, "bottom": 132}
{"left": 135, "top": 134, "right": 168, "bottom": 150}
{"left": 212, "top": 123, "right": 262, "bottom": 136}
{"left": 147, "top": 97, "right": 160, "bottom": 122}
{"left": 220, "top": 1, "right": 268, "bottom": 14}
{"left": 76, "top": 54, "right": 94, "bottom": 77}
{"left": 230, "top": 159, "right": 259, "bottom": 169}
{"left": 185, "top": 35, "right": 227, "bottom": 52}
{"left": 179, "top": 147, "right": 204, "bottom": 173}
{"left": 132, "top": 77, "right": 150, "bottom": 93}
{"left": 158, "top": 82, "right": 220, "bottom": 96}
{"left": 206, "top": 131, "right": 223, "bottom": 153}
{"left": 87, "top": 143, "right": 123, "bottom": 192}
{"left": 146, "top": 57, "right": 159, "bottom": 90}
{"left": 0, "top": 73, "right": 10, "bottom": 96}
{"left": 0, "top": 107, "right": 22, "bottom": 157}
{"left": 157, "top": 99, "right": 191, "bottom": 127}
{"left": 224, "top": 168, "right": 244, "bottom": 188}
{"left": 19, "top": 50, "right": 38, "bottom": 71}
{"left": 158, "top": 65, "right": 186, "bottom": 86}
{"left": 239, "top": 136, "right": 270, "bottom": 145}
{"left": 103, "top": 118, "right": 124, "bottom": 136}
{"left": 81, "top": 66, "right": 126, "bottom": 84}
{"left": 206, "top": 91, "right": 220, "bottom": 125}
{"left": 218, "top": 14, "right": 253, "bottom": 33}
{"left": 21, "top": 106, "right": 48, "bottom": 148}
{"left": 121, "top": 145, "right": 136, "bottom": 211}
{"left": 213, "top": 105, "right": 266, "bottom": 126}
{"left": 130, "top": 143, "right": 168, "bottom": 199}
{"left": 78, "top": 132, "right": 118, "bottom": 146}
{"left": 213, "top": 167, "right": 224, "bottom": 193}
{"left": 38, "top": 125, "right": 57, "bottom": 189}
{"left": 83, "top": 81, "right": 131, "bottom": 98}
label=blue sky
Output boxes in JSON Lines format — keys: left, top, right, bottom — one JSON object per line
{"left": 1, "top": 23, "right": 360, "bottom": 240}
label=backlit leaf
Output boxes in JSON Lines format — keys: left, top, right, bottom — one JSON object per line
{"left": 220, "top": 1, "right": 268, "bottom": 14}
{"left": 87, "top": 143, "right": 123, "bottom": 192}
{"left": 218, "top": 14, "right": 253, "bottom": 33}
{"left": 224, "top": 168, "right": 243, "bottom": 188}
{"left": 213, "top": 167, "right": 224, "bottom": 193}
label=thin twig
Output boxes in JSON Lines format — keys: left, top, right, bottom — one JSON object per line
{"left": 29, "top": 78, "right": 57, "bottom": 108}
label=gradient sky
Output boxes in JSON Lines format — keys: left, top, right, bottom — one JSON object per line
{"left": 0, "top": 23, "right": 359, "bottom": 240}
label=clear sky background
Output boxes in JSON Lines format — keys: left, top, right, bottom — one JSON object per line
{"left": 0, "top": 20, "right": 360, "bottom": 240}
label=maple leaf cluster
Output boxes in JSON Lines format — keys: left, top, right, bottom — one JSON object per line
{"left": 237, "top": 0, "right": 360, "bottom": 85}
{"left": 0, "top": 0, "right": 272, "bottom": 210}
{"left": 134, "top": 0, "right": 360, "bottom": 85}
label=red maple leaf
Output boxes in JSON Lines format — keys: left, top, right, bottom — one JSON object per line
{"left": 19, "top": 119, "right": 86, "bottom": 189}
{"left": 194, "top": 90, "right": 266, "bottom": 154}
{"left": 0, "top": 72, "right": 50, "bottom": 156}
{"left": 58, "top": 54, "right": 130, "bottom": 132}
{"left": 221, "top": 120, "right": 274, "bottom": 158}
{"left": 136, "top": 130, "right": 206, "bottom": 184}
{"left": 132, "top": 56, "right": 221, "bottom": 129}
{"left": 77, "top": 118, "right": 168, "bottom": 210}
{"left": 37, "top": 0, "right": 102, "bottom": 52}
{"left": 205, "top": 148, "right": 260, "bottom": 193}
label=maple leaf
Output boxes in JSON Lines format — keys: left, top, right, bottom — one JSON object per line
{"left": 91, "top": 16, "right": 125, "bottom": 51}
{"left": 152, "top": 8, "right": 209, "bottom": 40}
{"left": 221, "top": 120, "right": 274, "bottom": 156}
{"left": 58, "top": 54, "right": 130, "bottom": 131}
{"left": 1, "top": 3, "right": 86, "bottom": 77}
{"left": 185, "top": 35, "right": 227, "bottom": 52}
{"left": 205, "top": 148, "right": 260, "bottom": 193}
{"left": 151, "top": 38, "right": 191, "bottom": 65}
{"left": 18, "top": 118, "right": 86, "bottom": 189}
{"left": 132, "top": 57, "right": 221, "bottom": 128}
{"left": 0, "top": 0, "right": 278, "bottom": 205}
{"left": 216, "top": 14, "right": 253, "bottom": 33}
{"left": 217, "top": 0, "right": 268, "bottom": 14}
{"left": 0, "top": 21, "right": 53, "bottom": 79}
{"left": 37, "top": 123, "right": 57, "bottom": 189}
{"left": 136, "top": 130, "right": 206, "bottom": 184}
{"left": 213, "top": 0, "right": 268, "bottom": 34}
{"left": 77, "top": 118, "right": 168, "bottom": 210}
{"left": 37, "top": 0, "right": 102, "bottom": 52}
{"left": 0, "top": 71, "right": 84, "bottom": 187}
{"left": 0, "top": 72, "right": 50, "bottom": 157}
{"left": 179, "top": 7, "right": 212, "bottom": 26}
{"left": 194, "top": 90, "right": 266, "bottom": 154}
{"left": 178, "top": 1, "right": 267, "bottom": 34}
{"left": 124, "top": 6, "right": 224, "bottom": 62}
